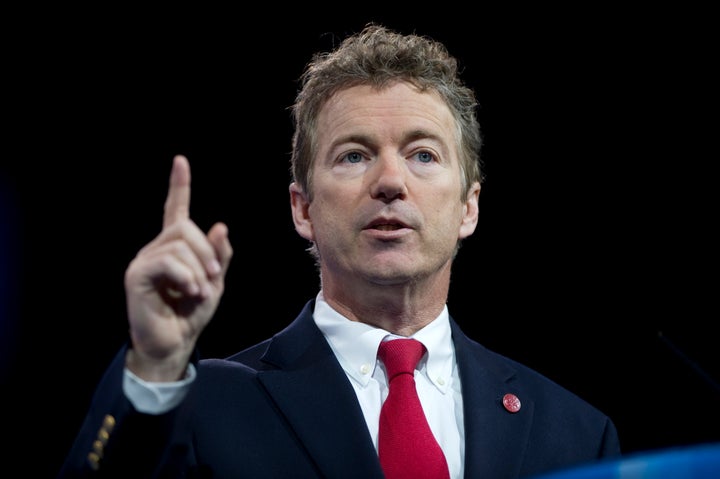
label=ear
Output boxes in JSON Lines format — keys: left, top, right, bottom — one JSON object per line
{"left": 290, "top": 182, "right": 314, "bottom": 242}
{"left": 458, "top": 181, "right": 481, "bottom": 240}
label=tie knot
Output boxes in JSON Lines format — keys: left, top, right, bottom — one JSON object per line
{"left": 378, "top": 338, "right": 426, "bottom": 379}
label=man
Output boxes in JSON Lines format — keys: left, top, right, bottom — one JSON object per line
{"left": 57, "top": 24, "right": 621, "bottom": 478}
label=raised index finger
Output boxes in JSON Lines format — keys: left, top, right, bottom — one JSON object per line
{"left": 163, "top": 155, "right": 192, "bottom": 228}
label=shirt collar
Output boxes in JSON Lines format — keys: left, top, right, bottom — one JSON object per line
{"left": 312, "top": 291, "right": 454, "bottom": 393}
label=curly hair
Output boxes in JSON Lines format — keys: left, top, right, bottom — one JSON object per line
{"left": 290, "top": 23, "right": 484, "bottom": 203}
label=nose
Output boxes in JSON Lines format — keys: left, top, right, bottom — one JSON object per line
{"left": 369, "top": 154, "right": 408, "bottom": 202}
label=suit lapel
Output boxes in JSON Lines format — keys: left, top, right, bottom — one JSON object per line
{"left": 252, "top": 306, "right": 535, "bottom": 478}
{"left": 256, "top": 306, "right": 384, "bottom": 479}
{"left": 450, "top": 319, "right": 534, "bottom": 478}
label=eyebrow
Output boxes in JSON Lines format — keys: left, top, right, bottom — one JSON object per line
{"left": 333, "top": 129, "right": 447, "bottom": 149}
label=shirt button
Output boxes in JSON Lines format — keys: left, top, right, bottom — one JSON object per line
{"left": 436, "top": 377, "right": 445, "bottom": 386}
{"left": 360, "top": 364, "right": 371, "bottom": 375}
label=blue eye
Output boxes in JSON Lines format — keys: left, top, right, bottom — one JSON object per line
{"left": 343, "top": 152, "right": 364, "bottom": 164}
{"left": 415, "top": 151, "right": 434, "bottom": 163}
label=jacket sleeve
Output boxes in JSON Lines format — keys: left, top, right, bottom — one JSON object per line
{"left": 55, "top": 344, "right": 196, "bottom": 479}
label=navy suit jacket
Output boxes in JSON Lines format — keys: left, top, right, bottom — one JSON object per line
{"left": 57, "top": 299, "right": 621, "bottom": 478}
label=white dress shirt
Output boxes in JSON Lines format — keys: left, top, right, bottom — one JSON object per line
{"left": 124, "top": 291, "right": 465, "bottom": 478}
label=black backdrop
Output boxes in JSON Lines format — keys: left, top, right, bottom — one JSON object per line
{"left": 2, "top": 6, "right": 718, "bottom": 477}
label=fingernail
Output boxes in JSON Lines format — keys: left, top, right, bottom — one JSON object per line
{"left": 207, "top": 260, "right": 221, "bottom": 275}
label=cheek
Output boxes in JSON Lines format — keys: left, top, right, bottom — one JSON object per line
{"left": 308, "top": 196, "right": 344, "bottom": 235}
{"left": 427, "top": 198, "right": 465, "bottom": 237}
{"left": 311, "top": 180, "right": 357, "bottom": 212}
{"left": 425, "top": 190, "right": 462, "bottom": 219}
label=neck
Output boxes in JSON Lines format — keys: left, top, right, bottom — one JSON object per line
{"left": 321, "top": 275, "right": 449, "bottom": 337}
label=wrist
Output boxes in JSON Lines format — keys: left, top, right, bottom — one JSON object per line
{"left": 125, "top": 348, "right": 190, "bottom": 382}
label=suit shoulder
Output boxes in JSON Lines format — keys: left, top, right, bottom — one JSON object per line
{"left": 222, "top": 339, "right": 273, "bottom": 369}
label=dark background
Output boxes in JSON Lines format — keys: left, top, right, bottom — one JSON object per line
{"left": 2, "top": 6, "right": 718, "bottom": 477}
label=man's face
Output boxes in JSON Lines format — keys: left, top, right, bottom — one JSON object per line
{"left": 291, "top": 82, "right": 479, "bottom": 291}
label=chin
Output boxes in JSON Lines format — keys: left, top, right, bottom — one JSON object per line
{"left": 361, "top": 263, "right": 418, "bottom": 286}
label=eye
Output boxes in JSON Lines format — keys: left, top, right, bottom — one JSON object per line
{"left": 341, "top": 151, "right": 365, "bottom": 164}
{"left": 413, "top": 151, "right": 435, "bottom": 163}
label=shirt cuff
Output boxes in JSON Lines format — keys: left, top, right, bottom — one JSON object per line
{"left": 123, "top": 363, "right": 196, "bottom": 414}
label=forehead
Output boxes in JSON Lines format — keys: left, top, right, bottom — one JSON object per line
{"left": 317, "top": 82, "right": 456, "bottom": 139}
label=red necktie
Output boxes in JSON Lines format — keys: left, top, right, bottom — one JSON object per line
{"left": 377, "top": 339, "right": 450, "bottom": 479}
